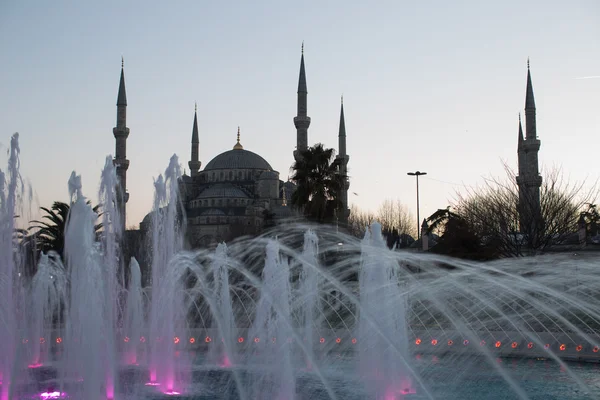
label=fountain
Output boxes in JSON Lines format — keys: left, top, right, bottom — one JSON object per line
{"left": 208, "top": 243, "right": 236, "bottom": 368}
{"left": 247, "top": 239, "right": 295, "bottom": 399}
{"left": 358, "top": 223, "right": 414, "bottom": 399}
{"left": 1, "top": 132, "right": 600, "bottom": 399}
{"left": 122, "top": 257, "right": 143, "bottom": 366}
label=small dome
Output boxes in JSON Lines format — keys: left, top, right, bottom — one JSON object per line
{"left": 259, "top": 170, "right": 279, "bottom": 180}
{"left": 204, "top": 149, "right": 273, "bottom": 171}
{"left": 180, "top": 174, "right": 193, "bottom": 183}
{"left": 196, "top": 183, "right": 249, "bottom": 199}
{"left": 200, "top": 209, "right": 226, "bottom": 216}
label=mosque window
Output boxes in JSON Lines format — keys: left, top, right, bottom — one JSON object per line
{"left": 218, "top": 199, "right": 222, "bottom": 206}
{"left": 211, "top": 172, "right": 215, "bottom": 181}
{"left": 211, "top": 199, "right": 215, "bottom": 206}
{"left": 220, "top": 171, "right": 224, "bottom": 179}
{"left": 229, "top": 171, "right": 233, "bottom": 180}
{"left": 238, "top": 171, "right": 242, "bottom": 179}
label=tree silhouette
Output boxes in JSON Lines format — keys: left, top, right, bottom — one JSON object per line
{"left": 290, "top": 143, "right": 346, "bottom": 223}
{"left": 29, "top": 201, "right": 102, "bottom": 259}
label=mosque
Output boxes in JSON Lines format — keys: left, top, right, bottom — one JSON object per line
{"left": 111, "top": 48, "right": 350, "bottom": 247}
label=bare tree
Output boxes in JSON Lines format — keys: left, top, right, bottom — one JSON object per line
{"left": 347, "top": 205, "right": 375, "bottom": 238}
{"left": 377, "top": 199, "right": 416, "bottom": 238}
{"left": 454, "top": 163, "right": 598, "bottom": 257}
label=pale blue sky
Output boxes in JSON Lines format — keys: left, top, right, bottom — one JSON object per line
{"left": 1, "top": 1, "right": 599, "bottom": 229}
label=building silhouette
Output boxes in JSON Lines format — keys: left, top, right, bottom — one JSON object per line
{"left": 516, "top": 60, "right": 542, "bottom": 236}
{"left": 116, "top": 46, "right": 350, "bottom": 247}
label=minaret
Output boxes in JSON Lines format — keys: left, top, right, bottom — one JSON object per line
{"left": 517, "top": 113, "right": 525, "bottom": 177}
{"left": 113, "top": 57, "right": 130, "bottom": 231}
{"left": 336, "top": 95, "right": 350, "bottom": 223}
{"left": 293, "top": 42, "right": 310, "bottom": 161}
{"left": 188, "top": 103, "right": 201, "bottom": 176}
{"left": 516, "top": 59, "right": 542, "bottom": 234}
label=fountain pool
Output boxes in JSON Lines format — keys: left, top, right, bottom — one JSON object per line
{"left": 1, "top": 133, "right": 599, "bottom": 399}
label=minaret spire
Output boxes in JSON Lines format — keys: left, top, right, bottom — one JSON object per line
{"left": 117, "top": 58, "right": 127, "bottom": 106}
{"left": 113, "top": 58, "right": 130, "bottom": 231}
{"left": 293, "top": 42, "right": 310, "bottom": 161}
{"left": 525, "top": 58, "right": 536, "bottom": 139}
{"left": 188, "top": 103, "right": 201, "bottom": 176}
{"left": 338, "top": 95, "right": 346, "bottom": 156}
{"left": 518, "top": 112, "right": 524, "bottom": 144}
{"left": 336, "top": 95, "right": 350, "bottom": 224}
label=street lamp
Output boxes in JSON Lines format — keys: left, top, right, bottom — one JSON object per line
{"left": 407, "top": 171, "right": 427, "bottom": 240}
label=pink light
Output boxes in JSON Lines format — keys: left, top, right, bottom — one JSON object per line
{"left": 145, "top": 382, "right": 161, "bottom": 387}
{"left": 28, "top": 363, "right": 43, "bottom": 369}
{"left": 125, "top": 353, "right": 137, "bottom": 365}
{"left": 219, "top": 355, "right": 232, "bottom": 368}
{"left": 39, "top": 392, "right": 66, "bottom": 399}
{"left": 384, "top": 383, "right": 416, "bottom": 399}
{"left": 163, "top": 391, "right": 181, "bottom": 396}
{"left": 106, "top": 374, "right": 114, "bottom": 399}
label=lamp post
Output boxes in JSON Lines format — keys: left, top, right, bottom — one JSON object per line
{"left": 407, "top": 171, "right": 427, "bottom": 239}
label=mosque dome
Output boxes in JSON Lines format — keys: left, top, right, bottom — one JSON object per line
{"left": 203, "top": 149, "right": 273, "bottom": 171}
{"left": 196, "top": 183, "right": 250, "bottom": 199}
{"left": 200, "top": 209, "right": 226, "bottom": 216}
{"left": 258, "top": 170, "right": 279, "bottom": 180}
{"left": 203, "top": 127, "right": 273, "bottom": 171}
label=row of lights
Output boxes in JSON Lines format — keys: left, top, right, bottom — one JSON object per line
{"left": 414, "top": 338, "right": 600, "bottom": 353}
{"left": 125, "top": 336, "right": 359, "bottom": 345}
{"left": 22, "top": 336, "right": 359, "bottom": 345}
{"left": 24, "top": 336, "right": 600, "bottom": 353}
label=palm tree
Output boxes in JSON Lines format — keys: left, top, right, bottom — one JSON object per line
{"left": 28, "top": 201, "right": 102, "bottom": 259}
{"left": 290, "top": 143, "right": 346, "bottom": 223}
{"left": 426, "top": 207, "right": 497, "bottom": 260}
{"left": 581, "top": 203, "right": 599, "bottom": 237}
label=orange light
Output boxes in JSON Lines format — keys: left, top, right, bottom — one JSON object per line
{"left": 576, "top": 345, "right": 583, "bottom": 352}
{"left": 463, "top": 339, "right": 469, "bottom": 345}
{"left": 254, "top": 337, "right": 260, "bottom": 343}
{"left": 205, "top": 336, "right": 211, "bottom": 343}
{"left": 238, "top": 337, "right": 244, "bottom": 343}
{"left": 431, "top": 339, "right": 438, "bottom": 346}
{"left": 189, "top": 338, "right": 195, "bottom": 344}
{"left": 593, "top": 346, "right": 599, "bottom": 353}
{"left": 559, "top": 344, "right": 566, "bottom": 351}
{"left": 39, "top": 337, "right": 45, "bottom": 344}
{"left": 447, "top": 340, "right": 453, "bottom": 346}
{"left": 495, "top": 341, "right": 501, "bottom": 348}
{"left": 55, "top": 337, "right": 62, "bottom": 344}
{"left": 415, "top": 338, "right": 422, "bottom": 345}
{"left": 173, "top": 337, "right": 180, "bottom": 344}
{"left": 527, "top": 342, "right": 534, "bottom": 349}
{"left": 140, "top": 336, "right": 146, "bottom": 343}
{"left": 335, "top": 338, "right": 341, "bottom": 344}
{"left": 544, "top": 343, "right": 550, "bottom": 349}
{"left": 124, "top": 336, "right": 130, "bottom": 343}
{"left": 351, "top": 338, "right": 357, "bottom": 344}
{"left": 319, "top": 337, "right": 325, "bottom": 344}
{"left": 511, "top": 342, "right": 518, "bottom": 349}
